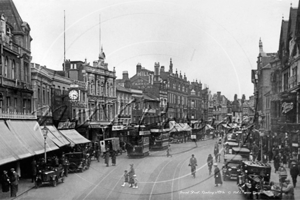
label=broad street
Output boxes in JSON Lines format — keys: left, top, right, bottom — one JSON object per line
{"left": 16, "top": 139, "right": 246, "bottom": 200}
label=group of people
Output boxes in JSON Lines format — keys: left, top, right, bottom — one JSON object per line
{"left": 1, "top": 168, "right": 19, "bottom": 197}
{"left": 104, "top": 148, "right": 117, "bottom": 167}
{"left": 122, "top": 164, "right": 138, "bottom": 189}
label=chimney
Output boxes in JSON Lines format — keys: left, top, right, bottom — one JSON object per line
{"left": 123, "top": 71, "right": 129, "bottom": 80}
{"left": 160, "top": 66, "right": 165, "bottom": 73}
{"left": 154, "top": 62, "right": 160, "bottom": 76}
{"left": 93, "top": 61, "right": 97, "bottom": 67}
{"left": 136, "top": 63, "right": 142, "bottom": 74}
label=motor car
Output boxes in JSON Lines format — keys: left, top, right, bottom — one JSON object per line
{"left": 35, "top": 165, "right": 64, "bottom": 187}
{"left": 224, "top": 141, "right": 239, "bottom": 154}
{"left": 65, "top": 152, "right": 90, "bottom": 173}
{"left": 237, "top": 161, "right": 273, "bottom": 199}
{"left": 222, "top": 154, "right": 243, "bottom": 181}
{"left": 232, "top": 147, "right": 250, "bottom": 161}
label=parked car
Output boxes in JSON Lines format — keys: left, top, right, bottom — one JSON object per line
{"left": 222, "top": 154, "right": 243, "bottom": 181}
{"left": 237, "top": 161, "right": 273, "bottom": 199}
{"left": 232, "top": 147, "right": 250, "bottom": 161}
{"left": 65, "top": 152, "right": 90, "bottom": 173}
{"left": 35, "top": 165, "right": 64, "bottom": 187}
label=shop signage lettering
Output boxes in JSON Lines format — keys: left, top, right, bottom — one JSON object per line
{"left": 282, "top": 102, "right": 294, "bottom": 113}
{"left": 112, "top": 125, "right": 124, "bottom": 131}
{"left": 139, "top": 131, "right": 150, "bottom": 136}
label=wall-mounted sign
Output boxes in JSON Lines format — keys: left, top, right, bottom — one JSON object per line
{"left": 112, "top": 125, "right": 124, "bottom": 131}
{"left": 282, "top": 102, "right": 294, "bottom": 113}
{"left": 139, "top": 130, "right": 150, "bottom": 136}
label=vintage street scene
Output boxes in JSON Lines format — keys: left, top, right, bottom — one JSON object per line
{"left": 0, "top": 0, "right": 300, "bottom": 199}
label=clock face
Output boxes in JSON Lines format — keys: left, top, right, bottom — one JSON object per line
{"left": 69, "top": 90, "right": 79, "bottom": 100}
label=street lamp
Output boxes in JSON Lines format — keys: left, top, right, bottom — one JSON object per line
{"left": 41, "top": 125, "right": 48, "bottom": 163}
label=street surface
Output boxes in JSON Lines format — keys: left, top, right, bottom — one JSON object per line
{"left": 16, "top": 139, "right": 247, "bottom": 200}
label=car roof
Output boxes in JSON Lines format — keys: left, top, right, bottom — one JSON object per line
{"left": 224, "top": 142, "right": 239, "bottom": 146}
{"left": 242, "top": 161, "right": 271, "bottom": 168}
{"left": 224, "top": 154, "right": 243, "bottom": 161}
{"left": 232, "top": 147, "right": 250, "bottom": 152}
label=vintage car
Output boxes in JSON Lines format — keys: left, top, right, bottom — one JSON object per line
{"left": 237, "top": 161, "right": 273, "bottom": 199}
{"left": 232, "top": 147, "right": 250, "bottom": 161}
{"left": 222, "top": 154, "right": 243, "bottom": 181}
{"left": 65, "top": 152, "right": 90, "bottom": 173}
{"left": 224, "top": 141, "right": 239, "bottom": 154}
{"left": 35, "top": 165, "right": 64, "bottom": 187}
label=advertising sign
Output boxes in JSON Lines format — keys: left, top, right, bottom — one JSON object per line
{"left": 282, "top": 102, "right": 294, "bottom": 113}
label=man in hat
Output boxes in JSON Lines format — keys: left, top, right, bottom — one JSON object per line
{"left": 282, "top": 179, "right": 294, "bottom": 200}
{"left": 189, "top": 154, "right": 197, "bottom": 178}
{"left": 214, "top": 163, "right": 222, "bottom": 187}
{"left": 290, "top": 164, "right": 299, "bottom": 188}
{"left": 9, "top": 168, "right": 19, "bottom": 197}
{"left": 128, "top": 164, "right": 135, "bottom": 188}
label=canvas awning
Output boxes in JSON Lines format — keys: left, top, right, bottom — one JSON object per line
{"left": 0, "top": 120, "right": 33, "bottom": 161}
{"left": 6, "top": 120, "right": 58, "bottom": 155}
{"left": 169, "top": 121, "right": 192, "bottom": 132}
{"left": 46, "top": 126, "right": 70, "bottom": 147}
{"left": 59, "top": 129, "right": 91, "bottom": 147}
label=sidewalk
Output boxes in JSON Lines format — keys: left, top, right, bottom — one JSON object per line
{"left": 268, "top": 161, "right": 300, "bottom": 199}
{"left": 0, "top": 178, "right": 34, "bottom": 200}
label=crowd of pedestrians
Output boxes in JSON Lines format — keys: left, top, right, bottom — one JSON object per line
{"left": 1, "top": 168, "right": 19, "bottom": 197}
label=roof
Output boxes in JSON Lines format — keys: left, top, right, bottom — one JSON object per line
{"left": 0, "top": 0, "right": 25, "bottom": 32}
{"left": 232, "top": 147, "right": 250, "bottom": 153}
{"left": 279, "top": 20, "right": 289, "bottom": 50}
{"left": 224, "top": 154, "right": 243, "bottom": 161}
{"left": 289, "top": 8, "right": 298, "bottom": 37}
{"left": 116, "top": 85, "right": 132, "bottom": 94}
{"left": 224, "top": 141, "right": 239, "bottom": 146}
{"left": 242, "top": 161, "right": 271, "bottom": 168}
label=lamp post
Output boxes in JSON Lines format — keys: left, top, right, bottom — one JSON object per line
{"left": 41, "top": 126, "right": 48, "bottom": 163}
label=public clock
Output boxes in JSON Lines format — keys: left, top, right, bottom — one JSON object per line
{"left": 69, "top": 90, "right": 79, "bottom": 100}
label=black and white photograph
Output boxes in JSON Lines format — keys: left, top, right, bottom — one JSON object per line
{"left": 0, "top": 0, "right": 300, "bottom": 199}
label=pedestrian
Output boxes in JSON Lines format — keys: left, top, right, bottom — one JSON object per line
{"left": 166, "top": 145, "right": 172, "bottom": 157}
{"left": 105, "top": 150, "right": 110, "bottom": 167}
{"left": 207, "top": 154, "right": 213, "bottom": 175}
{"left": 249, "top": 152, "right": 253, "bottom": 161}
{"left": 1, "top": 170, "right": 10, "bottom": 193}
{"left": 281, "top": 179, "right": 295, "bottom": 200}
{"left": 9, "top": 168, "right": 19, "bottom": 197}
{"left": 274, "top": 154, "right": 280, "bottom": 173}
{"left": 278, "top": 163, "right": 288, "bottom": 184}
{"left": 189, "top": 154, "right": 197, "bottom": 178}
{"left": 132, "top": 174, "right": 138, "bottom": 189}
{"left": 111, "top": 150, "right": 116, "bottom": 166}
{"left": 31, "top": 159, "right": 37, "bottom": 183}
{"left": 282, "top": 153, "right": 287, "bottom": 168}
{"left": 290, "top": 164, "right": 299, "bottom": 188}
{"left": 128, "top": 164, "right": 135, "bottom": 188}
{"left": 121, "top": 170, "right": 129, "bottom": 187}
{"left": 214, "top": 146, "right": 219, "bottom": 162}
{"left": 214, "top": 163, "right": 222, "bottom": 187}
{"left": 61, "top": 154, "right": 69, "bottom": 177}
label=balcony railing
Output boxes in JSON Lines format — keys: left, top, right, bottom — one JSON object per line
{"left": 0, "top": 110, "right": 37, "bottom": 119}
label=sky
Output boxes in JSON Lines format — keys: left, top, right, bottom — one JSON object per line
{"left": 13, "top": 0, "right": 300, "bottom": 101}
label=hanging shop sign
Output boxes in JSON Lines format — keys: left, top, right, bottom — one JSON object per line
{"left": 139, "top": 130, "right": 150, "bottom": 136}
{"left": 282, "top": 102, "right": 294, "bottom": 114}
{"left": 112, "top": 125, "right": 124, "bottom": 131}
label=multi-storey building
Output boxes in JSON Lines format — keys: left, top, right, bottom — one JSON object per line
{"left": 0, "top": 2, "right": 33, "bottom": 115}
{"left": 188, "top": 80, "right": 202, "bottom": 120}
{"left": 63, "top": 48, "right": 117, "bottom": 140}
{"left": 116, "top": 84, "right": 132, "bottom": 125}
{"left": 31, "top": 63, "right": 88, "bottom": 127}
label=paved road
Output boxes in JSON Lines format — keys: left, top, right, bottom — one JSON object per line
{"left": 15, "top": 139, "right": 247, "bottom": 200}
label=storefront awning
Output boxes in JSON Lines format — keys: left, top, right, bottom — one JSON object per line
{"left": 0, "top": 120, "right": 33, "bottom": 161}
{"left": 59, "top": 129, "right": 91, "bottom": 146}
{"left": 46, "top": 126, "right": 70, "bottom": 147}
{"left": 6, "top": 120, "right": 58, "bottom": 155}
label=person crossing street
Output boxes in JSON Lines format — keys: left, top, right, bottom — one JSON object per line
{"left": 189, "top": 154, "right": 197, "bottom": 178}
{"left": 207, "top": 154, "right": 213, "bottom": 175}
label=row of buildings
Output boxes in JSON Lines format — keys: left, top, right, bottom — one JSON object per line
{"left": 253, "top": 2, "right": 300, "bottom": 154}
{"left": 0, "top": 0, "right": 215, "bottom": 149}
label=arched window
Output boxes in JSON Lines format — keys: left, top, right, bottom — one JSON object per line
{"left": 11, "top": 60, "right": 15, "bottom": 79}
{"left": 4, "top": 57, "right": 8, "bottom": 77}
{"left": 110, "top": 83, "right": 113, "bottom": 96}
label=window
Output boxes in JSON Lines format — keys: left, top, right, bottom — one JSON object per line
{"left": 23, "top": 99, "right": 26, "bottom": 113}
{"left": 6, "top": 97, "right": 10, "bottom": 112}
{"left": 43, "top": 88, "right": 45, "bottom": 104}
{"left": 4, "top": 57, "right": 8, "bottom": 77}
{"left": 12, "top": 60, "right": 15, "bottom": 79}
{"left": 14, "top": 98, "right": 17, "bottom": 112}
